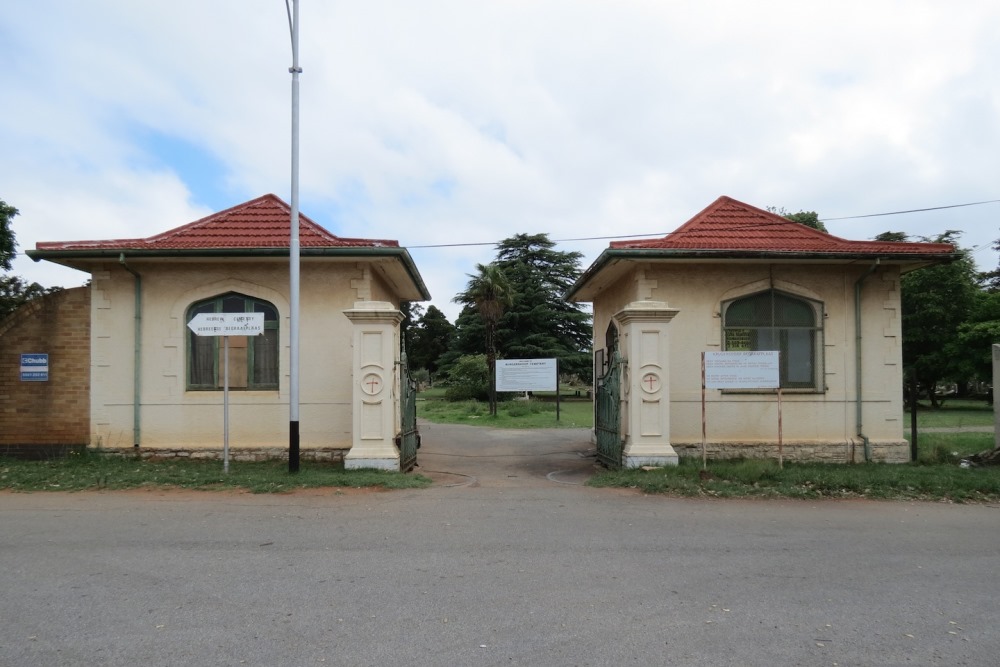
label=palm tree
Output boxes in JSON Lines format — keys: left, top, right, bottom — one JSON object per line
{"left": 454, "top": 263, "right": 513, "bottom": 415}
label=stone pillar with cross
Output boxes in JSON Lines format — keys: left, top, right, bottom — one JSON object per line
{"left": 614, "top": 300, "right": 681, "bottom": 467}
{"left": 343, "top": 301, "right": 405, "bottom": 470}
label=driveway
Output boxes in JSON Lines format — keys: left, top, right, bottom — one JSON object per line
{"left": 1, "top": 423, "right": 999, "bottom": 666}
{"left": 413, "top": 420, "right": 598, "bottom": 487}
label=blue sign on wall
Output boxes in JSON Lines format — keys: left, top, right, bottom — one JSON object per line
{"left": 20, "top": 353, "right": 49, "bottom": 382}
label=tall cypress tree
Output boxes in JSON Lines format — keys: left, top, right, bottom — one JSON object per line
{"left": 451, "top": 233, "right": 593, "bottom": 383}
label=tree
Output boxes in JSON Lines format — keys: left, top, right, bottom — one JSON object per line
{"left": 767, "top": 206, "right": 828, "bottom": 232}
{"left": 399, "top": 301, "right": 424, "bottom": 360}
{"left": 1, "top": 199, "right": 19, "bottom": 270}
{"left": 882, "top": 230, "right": 979, "bottom": 407}
{"left": 450, "top": 234, "right": 594, "bottom": 392}
{"left": 453, "top": 263, "right": 513, "bottom": 415}
{"left": 979, "top": 238, "right": 1000, "bottom": 292}
{"left": 955, "top": 289, "right": 1000, "bottom": 386}
{"left": 0, "top": 275, "right": 54, "bottom": 321}
{"left": 408, "top": 304, "right": 455, "bottom": 379}
{"left": 442, "top": 354, "right": 490, "bottom": 402}
{"left": 493, "top": 234, "right": 593, "bottom": 381}
{"left": 0, "top": 199, "right": 62, "bottom": 321}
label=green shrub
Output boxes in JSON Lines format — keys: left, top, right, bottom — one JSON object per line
{"left": 443, "top": 354, "right": 490, "bottom": 402}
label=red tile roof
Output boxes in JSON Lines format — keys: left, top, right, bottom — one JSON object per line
{"left": 610, "top": 196, "right": 956, "bottom": 256}
{"left": 35, "top": 194, "right": 399, "bottom": 252}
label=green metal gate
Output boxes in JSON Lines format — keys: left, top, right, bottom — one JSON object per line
{"left": 397, "top": 354, "right": 420, "bottom": 472}
{"left": 595, "top": 349, "right": 624, "bottom": 468}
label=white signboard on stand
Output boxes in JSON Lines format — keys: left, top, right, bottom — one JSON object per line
{"left": 496, "top": 358, "right": 558, "bottom": 392}
{"left": 701, "top": 350, "right": 784, "bottom": 467}
{"left": 495, "top": 358, "right": 562, "bottom": 421}
{"left": 187, "top": 312, "right": 265, "bottom": 474}
{"left": 704, "top": 351, "right": 779, "bottom": 389}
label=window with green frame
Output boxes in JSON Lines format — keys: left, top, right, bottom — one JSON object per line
{"left": 187, "top": 293, "right": 279, "bottom": 390}
{"left": 721, "top": 289, "right": 823, "bottom": 390}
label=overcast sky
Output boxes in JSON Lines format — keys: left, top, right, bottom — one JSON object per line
{"left": 3, "top": 0, "right": 998, "bottom": 322}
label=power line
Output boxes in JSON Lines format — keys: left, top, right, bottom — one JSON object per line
{"left": 14, "top": 198, "right": 997, "bottom": 254}
{"left": 408, "top": 231, "right": 668, "bottom": 249}
{"left": 821, "top": 199, "right": 1000, "bottom": 221}
{"left": 406, "top": 198, "right": 1000, "bottom": 250}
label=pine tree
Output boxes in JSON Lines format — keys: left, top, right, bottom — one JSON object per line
{"left": 451, "top": 233, "right": 593, "bottom": 386}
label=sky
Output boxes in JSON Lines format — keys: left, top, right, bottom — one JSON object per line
{"left": 3, "top": 0, "right": 999, "bottom": 323}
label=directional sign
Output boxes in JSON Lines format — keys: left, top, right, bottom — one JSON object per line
{"left": 187, "top": 312, "right": 265, "bottom": 337}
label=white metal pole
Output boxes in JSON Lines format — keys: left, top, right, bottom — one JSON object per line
{"left": 701, "top": 352, "right": 707, "bottom": 470}
{"left": 224, "top": 335, "right": 230, "bottom": 474}
{"left": 777, "top": 385, "right": 783, "bottom": 469}
{"left": 287, "top": 0, "right": 302, "bottom": 472}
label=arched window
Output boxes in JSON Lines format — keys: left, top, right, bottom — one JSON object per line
{"left": 721, "top": 289, "right": 823, "bottom": 390}
{"left": 187, "top": 293, "right": 279, "bottom": 390}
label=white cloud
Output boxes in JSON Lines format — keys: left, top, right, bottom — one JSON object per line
{"left": 2, "top": 0, "right": 998, "bottom": 322}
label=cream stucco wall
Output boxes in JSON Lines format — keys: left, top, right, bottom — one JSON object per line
{"left": 591, "top": 261, "right": 907, "bottom": 462}
{"left": 89, "top": 258, "right": 399, "bottom": 451}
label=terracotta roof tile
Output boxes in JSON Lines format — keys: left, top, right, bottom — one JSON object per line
{"left": 35, "top": 194, "right": 399, "bottom": 252}
{"left": 610, "top": 196, "right": 956, "bottom": 256}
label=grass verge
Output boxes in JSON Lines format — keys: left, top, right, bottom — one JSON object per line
{"left": 590, "top": 432, "right": 1000, "bottom": 503}
{"left": 0, "top": 453, "right": 432, "bottom": 494}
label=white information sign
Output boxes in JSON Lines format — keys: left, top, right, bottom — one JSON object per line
{"left": 187, "top": 312, "right": 264, "bottom": 337}
{"left": 496, "top": 358, "right": 558, "bottom": 392}
{"left": 704, "top": 351, "right": 779, "bottom": 389}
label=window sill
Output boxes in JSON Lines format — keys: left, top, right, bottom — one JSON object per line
{"left": 720, "top": 387, "right": 825, "bottom": 395}
{"left": 186, "top": 388, "right": 279, "bottom": 393}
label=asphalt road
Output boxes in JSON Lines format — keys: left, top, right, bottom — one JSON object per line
{"left": 1, "top": 423, "right": 998, "bottom": 666}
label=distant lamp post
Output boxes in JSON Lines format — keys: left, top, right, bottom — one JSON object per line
{"left": 285, "top": 0, "right": 302, "bottom": 472}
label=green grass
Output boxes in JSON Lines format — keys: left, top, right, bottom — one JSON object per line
{"left": 13, "top": 395, "right": 983, "bottom": 497}
{"left": 909, "top": 431, "right": 994, "bottom": 462}
{"left": 906, "top": 399, "right": 994, "bottom": 428}
{"left": 418, "top": 391, "right": 594, "bottom": 429}
{"left": 589, "top": 451, "right": 1000, "bottom": 503}
{"left": 0, "top": 453, "right": 432, "bottom": 494}
{"left": 420, "top": 391, "right": 995, "bottom": 431}
{"left": 590, "top": 432, "right": 1000, "bottom": 503}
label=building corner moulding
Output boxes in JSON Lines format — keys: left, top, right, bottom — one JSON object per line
{"left": 343, "top": 301, "right": 405, "bottom": 325}
{"left": 614, "top": 300, "right": 680, "bottom": 326}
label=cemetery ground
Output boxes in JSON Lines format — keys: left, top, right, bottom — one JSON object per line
{"left": 1, "top": 397, "right": 998, "bottom": 502}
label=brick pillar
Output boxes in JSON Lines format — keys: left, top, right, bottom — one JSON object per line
{"left": 615, "top": 301, "right": 680, "bottom": 467}
{"left": 343, "top": 302, "right": 404, "bottom": 470}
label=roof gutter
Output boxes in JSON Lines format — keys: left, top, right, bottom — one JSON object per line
{"left": 565, "top": 247, "right": 957, "bottom": 301}
{"left": 119, "top": 253, "right": 142, "bottom": 448}
{"left": 28, "top": 245, "right": 432, "bottom": 300}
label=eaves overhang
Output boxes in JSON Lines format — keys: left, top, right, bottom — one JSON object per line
{"left": 27, "top": 245, "right": 432, "bottom": 301}
{"left": 564, "top": 247, "right": 962, "bottom": 303}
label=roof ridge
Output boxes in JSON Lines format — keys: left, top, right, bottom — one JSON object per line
{"left": 144, "top": 193, "right": 286, "bottom": 244}
{"left": 609, "top": 195, "right": 957, "bottom": 256}
{"left": 34, "top": 194, "right": 401, "bottom": 251}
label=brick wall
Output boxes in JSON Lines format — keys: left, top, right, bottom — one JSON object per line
{"left": 0, "top": 287, "right": 90, "bottom": 455}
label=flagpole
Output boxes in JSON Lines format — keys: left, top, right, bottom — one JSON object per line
{"left": 286, "top": 0, "right": 302, "bottom": 472}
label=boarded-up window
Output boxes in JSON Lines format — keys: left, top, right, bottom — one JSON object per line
{"left": 186, "top": 293, "right": 279, "bottom": 391}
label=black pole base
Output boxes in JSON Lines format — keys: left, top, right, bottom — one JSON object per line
{"left": 289, "top": 420, "right": 300, "bottom": 473}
